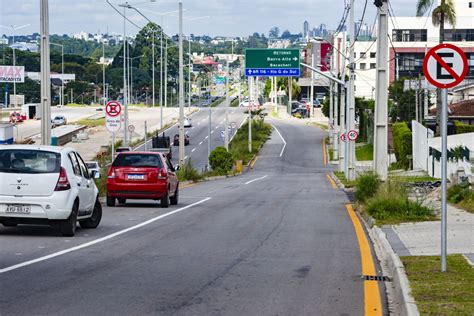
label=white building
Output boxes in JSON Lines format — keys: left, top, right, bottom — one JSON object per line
{"left": 334, "top": 0, "right": 474, "bottom": 100}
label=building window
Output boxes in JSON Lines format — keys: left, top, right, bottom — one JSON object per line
{"left": 392, "top": 29, "right": 427, "bottom": 42}
{"left": 370, "top": 63, "right": 376, "bottom": 69}
{"left": 360, "top": 52, "right": 366, "bottom": 58}
{"left": 443, "top": 29, "right": 474, "bottom": 41}
{"left": 360, "top": 63, "right": 366, "bottom": 70}
{"left": 370, "top": 52, "right": 376, "bottom": 58}
{"left": 470, "top": 2, "right": 473, "bottom": 8}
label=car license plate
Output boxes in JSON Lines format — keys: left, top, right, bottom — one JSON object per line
{"left": 127, "top": 174, "right": 145, "bottom": 180}
{"left": 6, "top": 205, "right": 31, "bottom": 214}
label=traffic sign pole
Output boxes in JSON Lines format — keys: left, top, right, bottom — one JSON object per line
{"left": 423, "top": 43, "right": 468, "bottom": 272}
{"left": 441, "top": 88, "right": 448, "bottom": 272}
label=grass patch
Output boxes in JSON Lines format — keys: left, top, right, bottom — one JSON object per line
{"left": 389, "top": 175, "right": 439, "bottom": 183}
{"left": 65, "top": 103, "right": 87, "bottom": 107}
{"left": 329, "top": 148, "right": 334, "bottom": 161}
{"left": 363, "top": 179, "right": 436, "bottom": 225}
{"left": 229, "top": 119, "right": 272, "bottom": 165}
{"left": 355, "top": 172, "right": 380, "bottom": 202}
{"left": 333, "top": 171, "right": 356, "bottom": 188}
{"left": 401, "top": 255, "right": 474, "bottom": 315}
{"left": 355, "top": 143, "right": 373, "bottom": 161}
{"left": 211, "top": 97, "right": 225, "bottom": 107}
{"left": 77, "top": 118, "right": 105, "bottom": 127}
{"left": 176, "top": 159, "right": 203, "bottom": 182}
{"left": 447, "top": 183, "right": 474, "bottom": 214}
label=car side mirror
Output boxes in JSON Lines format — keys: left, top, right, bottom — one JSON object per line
{"left": 91, "top": 170, "right": 101, "bottom": 179}
{"left": 174, "top": 165, "right": 180, "bottom": 171}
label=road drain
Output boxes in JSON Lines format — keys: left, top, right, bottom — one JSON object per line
{"left": 362, "top": 275, "right": 391, "bottom": 282}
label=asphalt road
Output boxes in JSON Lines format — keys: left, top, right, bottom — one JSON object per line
{"left": 0, "top": 116, "right": 385, "bottom": 315}
{"left": 135, "top": 100, "right": 247, "bottom": 171}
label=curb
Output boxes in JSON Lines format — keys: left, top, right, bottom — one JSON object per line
{"left": 327, "top": 172, "right": 420, "bottom": 316}
{"left": 370, "top": 226, "right": 420, "bottom": 316}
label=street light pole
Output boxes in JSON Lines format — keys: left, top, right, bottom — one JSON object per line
{"left": 224, "top": 58, "right": 229, "bottom": 150}
{"left": 122, "top": 6, "right": 128, "bottom": 146}
{"left": 178, "top": 2, "right": 185, "bottom": 166}
{"left": 160, "top": 18, "right": 163, "bottom": 128}
{"left": 51, "top": 42, "right": 64, "bottom": 107}
{"left": 40, "top": 0, "right": 51, "bottom": 145}
{"left": 347, "top": 0, "right": 356, "bottom": 181}
{"left": 188, "top": 38, "right": 191, "bottom": 109}
{"left": 152, "top": 29, "right": 155, "bottom": 108}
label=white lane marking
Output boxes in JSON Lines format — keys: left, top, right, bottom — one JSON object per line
{"left": 204, "top": 136, "right": 209, "bottom": 140}
{"left": 273, "top": 126, "right": 287, "bottom": 157}
{"left": 245, "top": 175, "right": 268, "bottom": 185}
{"left": 191, "top": 148, "right": 196, "bottom": 152}
{"left": 184, "top": 155, "right": 188, "bottom": 160}
{"left": 199, "top": 141, "right": 203, "bottom": 145}
{"left": 0, "top": 198, "right": 212, "bottom": 274}
{"left": 211, "top": 130, "right": 214, "bottom": 134}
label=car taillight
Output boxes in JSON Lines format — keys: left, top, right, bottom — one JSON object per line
{"left": 108, "top": 168, "right": 116, "bottom": 179}
{"left": 55, "top": 167, "right": 71, "bottom": 191}
{"left": 157, "top": 168, "right": 167, "bottom": 180}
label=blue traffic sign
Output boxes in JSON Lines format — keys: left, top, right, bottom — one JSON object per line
{"left": 245, "top": 68, "right": 300, "bottom": 77}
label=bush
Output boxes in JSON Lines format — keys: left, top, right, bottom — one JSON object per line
{"left": 447, "top": 184, "right": 471, "bottom": 204}
{"left": 209, "top": 146, "right": 234, "bottom": 175}
{"left": 229, "top": 119, "right": 272, "bottom": 164}
{"left": 454, "top": 121, "right": 474, "bottom": 134}
{"left": 176, "top": 159, "right": 203, "bottom": 182}
{"left": 355, "top": 172, "right": 380, "bottom": 202}
{"left": 392, "top": 122, "right": 412, "bottom": 169}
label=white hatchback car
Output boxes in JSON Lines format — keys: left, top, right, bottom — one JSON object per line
{"left": 0, "top": 145, "right": 102, "bottom": 236}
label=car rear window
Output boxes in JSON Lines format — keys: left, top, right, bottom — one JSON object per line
{"left": 0, "top": 149, "right": 61, "bottom": 174}
{"left": 86, "top": 162, "right": 98, "bottom": 169}
{"left": 113, "top": 154, "right": 163, "bottom": 168}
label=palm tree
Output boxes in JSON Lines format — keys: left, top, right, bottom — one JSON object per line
{"left": 416, "top": 0, "right": 456, "bottom": 133}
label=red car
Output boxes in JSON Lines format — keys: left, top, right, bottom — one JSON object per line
{"left": 106, "top": 152, "right": 179, "bottom": 208}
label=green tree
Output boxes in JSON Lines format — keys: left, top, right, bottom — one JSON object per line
{"left": 416, "top": 0, "right": 456, "bottom": 134}
{"left": 388, "top": 78, "right": 417, "bottom": 123}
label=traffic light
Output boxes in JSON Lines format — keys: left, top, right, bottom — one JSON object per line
{"left": 374, "top": 0, "right": 384, "bottom": 8}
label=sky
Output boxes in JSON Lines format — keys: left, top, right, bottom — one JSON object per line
{"left": 0, "top": 0, "right": 425, "bottom": 38}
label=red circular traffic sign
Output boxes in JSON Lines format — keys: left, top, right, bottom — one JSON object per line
{"left": 423, "top": 43, "right": 468, "bottom": 89}
{"left": 105, "top": 101, "right": 122, "bottom": 117}
{"left": 340, "top": 133, "right": 347, "bottom": 142}
{"left": 347, "top": 130, "right": 359, "bottom": 141}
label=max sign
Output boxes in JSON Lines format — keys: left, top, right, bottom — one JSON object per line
{"left": 0, "top": 66, "right": 25, "bottom": 83}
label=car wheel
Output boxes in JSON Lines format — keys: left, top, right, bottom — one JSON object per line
{"left": 118, "top": 198, "right": 126, "bottom": 204}
{"left": 106, "top": 195, "right": 116, "bottom": 207}
{"left": 161, "top": 192, "right": 169, "bottom": 208}
{"left": 60, "top": 201, "right": 78, "bottom": 237}
{"left": 170, "top": 186, "right": 178, "bottom": 205}
{"left": 79, "top": 199, "right": 102, "bottom": 229}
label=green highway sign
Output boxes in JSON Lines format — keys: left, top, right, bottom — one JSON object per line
{"left": 245, "top": 49, "right": 300, "bottom": 77}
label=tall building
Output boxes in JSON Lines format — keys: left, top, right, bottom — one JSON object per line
{"left": 303, "top": 21, "right": 309, "bottom": 39}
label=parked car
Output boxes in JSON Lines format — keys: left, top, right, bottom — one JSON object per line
{"left": 106, "top": 152, "right": 179, "bottom": 208}
{"left": 51, "top": 115, "right": 67, "bottom": 127}
{"left": 116, "top": 147, "right": 132, "bottom": 153}
{"left": 173, "top": 133, "right": 190, "bottom": 146}
{"left": 0, "top": 145, "right": 102, "bottom": 236}
{"left": 86, "top": 161, "right": 101, "bottom": 178}
{"left": 239, "top": 98, "right": 250, "bottom": 107}
{"left": 9, "top": 112, "right": 24, "bottom": 123}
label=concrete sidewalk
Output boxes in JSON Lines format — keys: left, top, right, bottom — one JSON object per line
{"left": 382, "top": 202, "right": 474, "bottom": 264}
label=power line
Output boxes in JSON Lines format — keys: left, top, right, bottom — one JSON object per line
{"left": 354, "top": 0, "right": 368, "bottom": 41}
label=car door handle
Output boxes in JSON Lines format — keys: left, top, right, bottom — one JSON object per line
{"left": 77, "top": 183, "right": 81, "bottom": 186}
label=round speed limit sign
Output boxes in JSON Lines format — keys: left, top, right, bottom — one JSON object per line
{"left": 347, "top": 130, "right": 358, "bottom": 142}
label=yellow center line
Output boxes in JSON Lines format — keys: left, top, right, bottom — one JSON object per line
{"left": 322, "top": 138, "right": 327, "bottom": 165}
{"left": 326, "top": 174, "right": 337, "bottom": 189}
{"left": 345, "top": 204, "right": 382, "bottom": 316}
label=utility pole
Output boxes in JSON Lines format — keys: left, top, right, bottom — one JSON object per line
{"left": 178, "top": 2, "right": 185, "bottom": 166}
{"left": 164, "top": 38, "right": 168, "bottom": 110}
{"left": 333, "top": 46, "right": 339, "bottom": 160}
{"left": 188, "top": 38, "right": 191, "bottom": 109}
{"left": 152, "top": 28, "right": 155, "bottom": 108}
{"left": 102, "top": 41, "right": 105, "bottom": 107}
{"left": 310, "top": 52, "right": 315, "bottom": 113}
{"left": 288, "top": 76, "right": 292, "bottom": 114}
{"left": 160, "top": 21, "right": 163, "bottom": 128}
{"left": 122, "top": 6, "right": 128, "bottom": 146}
{"left": 339, "top": 32, "right": 347, "bottom": 173}
{"left": 329, "top": 80, "right": 334, "bottom": 140}
{"left": 40, "top": 0, "right": 51, "bottom": 145}
{"left": 424, "top": 45, "right": 429, "bottom": 119}
{"left": 373, "top": 0, "right": 389, "bottom": 180}
{"left": 224, "top": 58, "right": 229, "bottom": 150}
{"left": 347, "top": 0, "right": 356, "bottom": 180}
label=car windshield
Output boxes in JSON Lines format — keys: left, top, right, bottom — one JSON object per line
{"left": 0, "top": 149, "right": 61, "bottom": 174}
{"left": 113, "top": 154, "right": 163, "bottom": 168}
